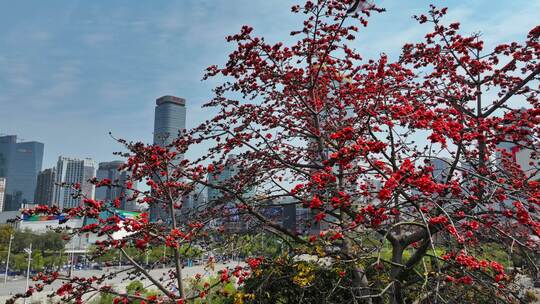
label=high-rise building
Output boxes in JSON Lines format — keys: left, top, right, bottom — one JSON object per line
{"left": 207, "top": 155, "right": 240, "bottom": 203}
{"left": 151, "top": 95, "right": 187, "bottom": 221}
{"left": 35, "top": 168, "right": 56, "bottom": 206}
{"left": 184, "top": 183, "right": 207, "bottom": 211}
{"left": 95, "top": 161, "right": 137, "bottom": 211}
{"left": 53, "top": 156, "right": 96, "bottom": 208}
{"left": 0, "top": 177, "right": 6, "bottom": 212}
{"left": 429, "top": 158, "right": 452, "bottom": 183}
{"left": 153, "top": 95, "right": 187, "bottom": 147}
{"left": 207, "top": 155, "right": 256, "bottom": 233}
{"left": 0, "top": 135, "right": 44, "bottom": 211}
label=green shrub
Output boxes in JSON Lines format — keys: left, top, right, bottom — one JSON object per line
{"left": 126, "top": 280, "right": 146, "bottom": 295}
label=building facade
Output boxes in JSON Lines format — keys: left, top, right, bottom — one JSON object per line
{"left": 151, "top": 95, "right": 187, "bottom": 221}
{"left": 53, "top": 156, "right": 96, "bottom": 208}
{"left": 35, "top": 168, "right": 56, "bottom": 206}
{"left": 0, "top": 135, "right": 44, "bottom": 211}
{"left": 207, "top": 155, "right": 240, "bottom": 203}
{"left": 206, "top": 155, "right": 257, "bottom": 233}
{"left": 153, "top": 95, "right": 187, "bottom": 147}
{"left": 183, "top": 183, "right": 207, "bottom": 211}
{"left": 95, "top": 160, "right": 137, "bottom": 211}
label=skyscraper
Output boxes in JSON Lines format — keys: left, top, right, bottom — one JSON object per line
{"left": 35, "top": 168, "right": 56, "bottom": 206}
{"left": 95, "top": 161, "right": 137, "bottom": 211}
{"left": 0, "top": 135, "right": 44, "bottom": 211}
{"left": 206, "top": 155, "right": 256, "bottom": 233}
{"left": 207, "top": 155, "right": 238, "bottom": 203}
{"left": 53, "top": 156, "right": 96, "bottom": 208}
{"left": 151, "top": 95, "right": 187, "bottom": 221}
{"left": 184, "top": 183, "right": 207, "bottom": 211}
{"left": 153, "top": 95, "right": 187, "bottom": 147}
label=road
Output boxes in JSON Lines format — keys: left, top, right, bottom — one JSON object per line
{"left": 0, "top": 262, "right": 244, "bottom": 303}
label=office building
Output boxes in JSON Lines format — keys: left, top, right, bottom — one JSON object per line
{"left": 184, "top": 183, "right": 207, "bottom": 211}
{"left": 153, "top": 95, "right": 187, "bottom": 147}
{"left": 429, "top": 158, "right": 452, "bottom": 183}
{"left": 53, "top": 156, "right": 96, "bottom": 208}
{"left": 207, "top": 155, "right": 240, "bottom": 203}
{"left": 95, "top": 161, "right": 137, "bottom": 211}
{"left": 207, "top": 155, "right": 257, "bottom": 233}
{"left": 0, "top": 135, "right": 44, "bottom": 211}
{"left": 150, "top": 95, "right": 187, "bottom": 221}
{"left": 35, "top": 168, "right": 56, "bottom": 206}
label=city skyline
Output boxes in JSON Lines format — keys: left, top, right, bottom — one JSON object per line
{"left": 0, "top": 1, "right": 537, "bottom": 302}
{"left": 1, "top": 0, "right": 538, "bottom": 170}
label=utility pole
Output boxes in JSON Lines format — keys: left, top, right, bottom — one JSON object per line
{"left": 23, "top": 243, "right": 32, "bottom": 304}
{"left": 118, "top": 250, "right": 122, "bottom": 268}
{"left": 162, "top": 245, "right": 167, "bottom": 269}
{"left": 58, "top": 250, "right": 62, "bottom": 272}
{"left": 4, "top": 233, "right": 13, "bottom": 286}
{"left": 68, "top": 242, "right": 75, "bottom": 277}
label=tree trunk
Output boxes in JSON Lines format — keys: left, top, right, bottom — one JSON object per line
{"left": 390, "top": 244, "right": 405, "bottom": 304}
{"left": 343, "top": 237, "right": 373, "bottom": 304}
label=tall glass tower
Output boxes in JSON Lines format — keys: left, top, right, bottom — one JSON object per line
{"left": 151, "top": 95, "right": 186, "bottom": 221}
{"left": 0, "top": 135, "right": 44, "bottom": 211}
{"left": 153, "top": 95, "right": 186, "bottom": 147}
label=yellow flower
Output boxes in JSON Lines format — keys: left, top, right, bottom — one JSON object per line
{"left": 293, "top": 263, "right": 315, "bottom": 287}
{"left": 234, "top": 292, "right": 245, "bottom": 304}
{"left": 234, "top": 292, "right": 255, "bottom": 304}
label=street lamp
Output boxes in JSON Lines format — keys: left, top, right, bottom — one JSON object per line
{"left": 68, "top": 242, "right": 75, "bottom": 277}
{"left": 23, "top": 243, "right": 32, "bottom": 304}
{"left": 4, "top": 233, "right": 13, "bottom": 286}
{"left": 118, "top": 250, "right": 122, "bottom": 268}
{"left": 163, "top": 244, "right": 166, "bottom": 269}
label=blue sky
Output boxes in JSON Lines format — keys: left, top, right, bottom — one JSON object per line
{"left": 0, "top": 0, "right": 538, "bottom": 169}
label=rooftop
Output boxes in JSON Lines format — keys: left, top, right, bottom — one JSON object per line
{"left": 156, "top": 95, "right": 186, "bottom": 106}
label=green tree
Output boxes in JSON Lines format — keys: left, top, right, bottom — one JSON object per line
{"left": 33, "top": 231, "right": 66, "bottom": 253}
{"left": 0, "top": 225, "right": 15, "bottom": 263}
{"left": 31, "top": 251, "right": 45, "bottom": 272}
{"left": 0, "top": 226, "right": 66, "bottom": 272}
{"left": 0, "top": 224, "right": 15, "bottom": 243}
{"left": 12, "top": 253, "right": 27, "bottom": 272}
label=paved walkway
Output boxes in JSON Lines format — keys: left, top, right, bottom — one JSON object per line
{"left": 0, "top": 262, "right": 244, "bottom": 303}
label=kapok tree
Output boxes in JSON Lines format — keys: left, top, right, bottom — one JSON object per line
{"left": 12, "top": 0, "right": 539, "bottom": 303}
